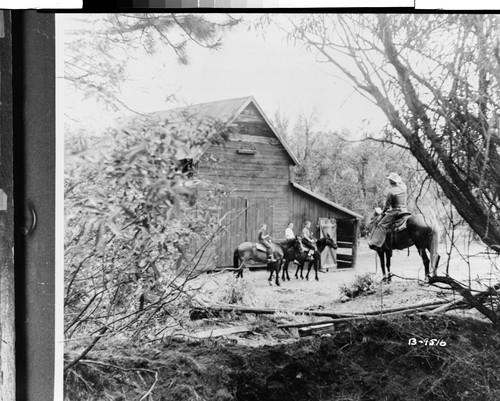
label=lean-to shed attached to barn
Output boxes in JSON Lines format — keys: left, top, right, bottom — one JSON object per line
{"left": 128, "top": 96, "right": 362, "bottom": 270}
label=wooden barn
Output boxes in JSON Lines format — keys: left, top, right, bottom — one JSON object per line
{"left": 142, "top": 96, "right": 362, "bottom": 270}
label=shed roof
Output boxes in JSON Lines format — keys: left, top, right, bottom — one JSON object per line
{"left": 290, "top": 181, "right": 363, "bottom": 219}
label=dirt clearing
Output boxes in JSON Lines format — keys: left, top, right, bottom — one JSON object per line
{"left": 65, "top": 240, "right": 500, "bottom": 400}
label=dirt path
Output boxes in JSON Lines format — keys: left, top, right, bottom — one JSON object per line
{"left": 195, "top": 239, "right": 497, "bottom": 313}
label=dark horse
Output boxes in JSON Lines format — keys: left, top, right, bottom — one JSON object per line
{"left": 368, "top": 210, "right": 440, "bottom": 283}
{"left": 233, "top": 238, "right": 300, "bottom": 286}
{"left": 281, "top": 235, "right": 338, "bottom": 282}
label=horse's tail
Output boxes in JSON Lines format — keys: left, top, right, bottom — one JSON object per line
{"left": 429, "top": 220, "right": 441, "bottom": 275}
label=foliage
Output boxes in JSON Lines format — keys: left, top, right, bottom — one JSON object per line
{"left": 64, "top": 113, "right": 231, "bottom": 358}
{"left": 63, "top": 13, "right": 240, "bottom": 111}
{"left": 273, "top": 109, "right": 420, "bottom": 222}
{"left": 218, "top": 275, "right": 257, "bottom": 306}
{"left": 339, "top": 273, "right": 376, "bottom": 299}
{"left": 63, "top": 13, "right": 241, "bottom": 368}
{"left": 281, "top": 14, "right": 500, "bottom": 251}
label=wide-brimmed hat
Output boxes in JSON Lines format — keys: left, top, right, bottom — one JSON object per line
{"left": 387, "top": 172, "right": 402, "bottom": 183}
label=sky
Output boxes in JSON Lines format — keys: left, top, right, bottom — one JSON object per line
{"left": 58, "top": 14, "right": 388, "bottom": 138}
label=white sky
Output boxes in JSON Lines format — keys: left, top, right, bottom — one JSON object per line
{"left": 58, "top": 14, "right": 388, "bottom": 137}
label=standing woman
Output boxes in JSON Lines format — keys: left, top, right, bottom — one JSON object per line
{"left": 285, "top": 222, "right": 295, "bottom": 240}
{"left": 258, "top": 223, "right": 275, "bottom": 262}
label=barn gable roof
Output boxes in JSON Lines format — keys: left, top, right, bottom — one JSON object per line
{"left": 153, "top": 96, "right": 251, "bottom": 123}
{"left": 290, "top": 181, "right": 363, "bottom": 219}
{"left": 149, "top": 96, "right": 300, "bottom": 165}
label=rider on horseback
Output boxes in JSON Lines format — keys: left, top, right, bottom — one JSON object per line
{"left": 368, "top": 172, "right": 408, "bottom": 250}
{"left": 258, "top": 223, "right": 276, "bottom": 262}
{"left": 302, "top": 221, "right": 317, "bottom": 259}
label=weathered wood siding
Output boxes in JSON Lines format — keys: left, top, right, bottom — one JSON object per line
{"left": 197, "top": 103, "right": 292, "bottom": 267}
{"left": 289, "top": 186, "right": 359, "bottom": 269}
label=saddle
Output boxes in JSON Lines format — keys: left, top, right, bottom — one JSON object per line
{"left": 393, "top": 211, "right": 412, "bottom": 233}
{"left": 386, "top": 211, "right": 412, "bottom": 254}
{"left": 254, "top": 243, "right": 268, "bottom": 253}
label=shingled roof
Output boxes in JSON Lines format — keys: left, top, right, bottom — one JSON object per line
{"left": 152, "top": 96, "right": 252, "bottom": 124}
{"left": 126, "top": 96, "right": 300, "bottom": 165}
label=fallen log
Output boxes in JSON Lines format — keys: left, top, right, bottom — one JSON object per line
{"left": 358, "top": 299, "right": 449, "bottom": 315}
{"left": 424, "top": 285, "right": 500, "bottom": 315}
{"left": 190, "top": 305, "right": 357, "bottom": 320}
{"left": 191, "top": 299, "right": 450, "bottom": 321}
{"left": 279, "top": 305, "right": 441, "bottom": 331}
{"left": 426, "top": 299, "right": 467, "bottom": 314}
{"left": 429, "top": 276, "right": 500, "bottom": 325}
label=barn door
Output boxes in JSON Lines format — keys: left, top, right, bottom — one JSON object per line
{"left": 245, "top": 198, "right": 273, "bottom": 267}
{"left": 217, "top": 197, "right": 273, "bottom": 268}
{"left": 218, "top": 197, "right": 247, "bottom": 268}
{"left": 318, "top": 218, "right": 337, "bottom": 271}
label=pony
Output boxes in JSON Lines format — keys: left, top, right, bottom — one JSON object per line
{"left": 281, "top": 234, "right": 338, "bottom": 282}
{"left": 233, "top": 237, "right": 300, "bottom": 286}
{"left": 367, "top": 209, "right": 440, "bottom": 282}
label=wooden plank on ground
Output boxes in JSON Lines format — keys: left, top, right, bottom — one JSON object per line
{"left": 192, "top": 326, "right": 251, "bottom": 339}
{"left": 298, "top": 323, "right": 335, "bottom": 337}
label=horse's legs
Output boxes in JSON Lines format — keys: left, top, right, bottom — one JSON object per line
{"left": 275, "top": 260, "right": 281, "bottom": 286}
{"left": 419, "top": 248, "right": 430, "bottom": 281}
{"left": 313, "top": 252, "right": 320, "bottom": 281}
{"left": 268, "top": 263, "right": 274, "bottom": 285}
{"left": 429, "top": 229, "right": 440, "bottom": 276}
{"left": 378, "top": 250, "right": 385, "bottom": 276}
{"left": 236, "top": 259, "right": 247, "bottom": 279}
{"left": 386, "top": 252, "right": 392, "bottom": 283}
{"left": 295, "top": 260, "right": 301, "bottom": 279}
{"left": 282, "top": 259, "right": 290, "bottom": 281}
{"left": 305, "top": 261, "right": 311, "bottom": 280}
{"left": 378, "top": 250, "right": 388, "bottom": 282}
{"left": 268, "top": 261, "right": 280, "bottom": 286}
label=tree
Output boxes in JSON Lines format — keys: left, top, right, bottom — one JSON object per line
{"left": 64, "top": 113, "right": 232, "bottom": 368}
{"left": 63, "top": 14, "right": 239, "bottom": 364}
{"left": 284, "top": 14, "right": 500, "bottom": 252}
{"left": 272, "top": 108, "right": 417, "bottom": 218}
{"left": 64, "top": 13, "right": 240, "bottom": 111}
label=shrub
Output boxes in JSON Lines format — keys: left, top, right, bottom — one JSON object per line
{"left": 339, "top": 273, "right": 376, "bottom": 299}
{"left": 219, "top": 276, "right": 257, "bottom": 306}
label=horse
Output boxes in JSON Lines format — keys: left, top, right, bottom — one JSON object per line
{"left": 281, "top": 234, "right": 338, "bottom": 282}
{"left": 367, "top": 209, "right": 440, "bottom": 283}
{"left": 233, "top": 237, "right": 300, "bottom": 286}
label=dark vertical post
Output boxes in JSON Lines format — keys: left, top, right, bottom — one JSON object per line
{"left": 0, "top": 10, "right": 16, "bottom": 401}
{"left": 13, "top": 11, "right": 55, "bottom": 401}
{"left": 351, "top": 218, "right": 360, "bottom": 269}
